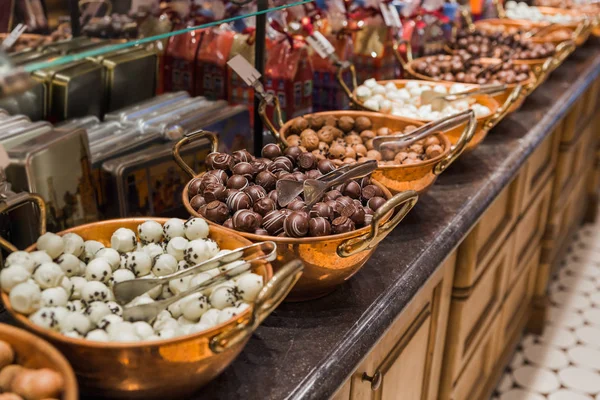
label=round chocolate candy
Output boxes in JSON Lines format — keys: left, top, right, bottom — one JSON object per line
{"left": 226, "top": 175, "right": 249, "bottom": 190}
{"left": 297, "top": 152, "right": 316, "bottom": 171}
{"left": 326, "top": 199, "right": 343, "bottom": 217}
{"left": 342, "top": 181, "right": 362, "bottom": 199}
{"left": 337, "top": 196, "right": 354, "bottom": 209}
{"left": 262, "top": 210, "right": 286, "bottom": 235}
{"left": 243, "top": 185, "right": 267, "bottom": 203}
{"left": 309, "top": 217, "right": 332, "bottom": 237}
{"left": 203, "top": 183, "right": 227, "bottom": 203}
{"left": 252, "top": 159, "right": 270, "bottom": 174}
{"left": 361, "top": 184, "right": 384, "bottom": 201}
{"left": 206, "top": 152, "right": 233, "bottom": 171}
{"left": 204, "top": 201, "right": 230, "bottom": 224}
{"left": 267, "top": 156, "right": 294, "bottom": 174}
{"left": 253, "top": 197, "right": 276, "bottom": 217}
{"left": 188, "top": 178, "right": 203, "bottom": 197}
{"left": 306, "top": 169, "right": 322, "bottom": 180}
{"left": 256, "top": 171, "right": 277, "bottom": 191}
{"left": 268, "top": 190, "right": 278, "bottom": 204}
{"left": 232, "top": 162, "right": 256, "bottom": 179}
{"left": 364, "top": 207, "right": 374, "bottom": 225}
{"left": 232, "top": 149, "right": 253, "bottom": 163}
{"left": 292, "top": 171, "right": 307, "bottom": 182}
{"left": 232, "top": 210, "right": 262, "bottom": 233}
{"left": 254, "top": 228, "right": 269, "bottom": 236}
{"left": 199, "top": 174, "right": 221, "bottom": 193}
{"left": 331, "top": 216, "right": 355, "bottom": 234}
{"left": 261, "top": 143, "right": 282, "bottom": 159}
{"left": 190, "top": 195, "right": 206, "bottom": 211}
{"left": 309, "top": 202, "right": 333, "bottom": 220}
{"left": 359, "top": 176, "right": 371, "bottom": 188}
{"left": 284, "top": 146, "right": 303, "bottom": 162}
{"left": 324, "top": 189, "right": 342, "bottom": 202}
{"left": 283, "top": 211, "right": 309, "bottom": 238}
{"left": 226, "top": 191, "right": 252, "bottom": 213}
{"left": 341, "top": 203, "right": 366, "bottom": 225}
{"left": 287, "top": 199, "right": 306, "bottom": 211}
{"left": 367, "top": 196, "right": 386, "bottom": 212}
{"left": 223, "top": 218, "right": 234, "bottom": 229}
{"left": 206, "top": 169, "right": 228, "bottom": 184}
{"left": 317, "top": 159, "right": 336, "bottom": 174}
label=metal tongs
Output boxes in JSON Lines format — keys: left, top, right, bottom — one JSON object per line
{"left": 116, "top": 241, "right": 277, "bottom": 322}
{"left": 373, "top": 110, "right": 475, "bottom": 151}
{"left": 421, "top": 84, "right": 507, "bottom": 111}
{"left": 276, "top": 160, "right": 378, "bottom": 208}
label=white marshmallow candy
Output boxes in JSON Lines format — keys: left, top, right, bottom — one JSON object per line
{"left": 110, "top": 331, "right": 140, "bottom": 342}
{"left": 52, "top": 306, "right": 69, "bottom": 326}
{"left": 236, "top": 273, "right": 264, "bottom": 302}
{"left": 397, "top": 88, "right": 411, "bottom": 100}
{"left": 81, "top": 281, "right": 110, "bottom": 302}
{"left": 364, "top": 78, "right": 377, "bottom": 88}
{"left": 162, "top": 218, "right": 185, "bottom": 241}
{"left": 184, "top": 218, "right": 209, "bottom": 240}
{"left": 106, "top": 301, "right": 123, "bottom": 316}
{"left": 1, "top": 265, "right": 31, "bottom": 292}
{"left": 41, "top": 287, "right": 69, "bottom": 307}
{"left": 86, "top": 329, "right": 110, "bottom": 342}
{"left": 385, "top": 82, "right": 398, "bottom": 92}
{"left": 56, "top": 253, "right": 81, "bottom": 277}
{"left": 33, "top": 262, "right": 64, "bottom": 289}
{"left": 62, "top": 233, "right": 84, "bottom": 257}
{"left": 167, "top": 237, "right": 188, "bottom": 261}
{"left": 36, "top": 232, "right": 65, "bottom": 259}
{"left": 125, "top": 251, "right": 152, "bottom": 277}
{"left": 85, "top": 301, "right": 112, "bottom": 324}
{"left": 61, "top": 277, "right": 74, "bottom": 298}
{"left": 379, "top": 99, "right": 392, "bottom": 113}
{"left": 217, "top": 307, "right": 239, "bottom": 324}
{"left": 98, "top": 314, "right": 123, "bottom": 331}
{"left": 167, "top": 300, "right": 183, "bottom": 319}
{"left": 61, "top": 312, "right": 92, "bottom": 335}
{"left": 433, "top": 84, "right": 448, "bottom": 94}
{"left": 235, "top": 301, "right": 250, "bottom": 314}
{"left": 180, "top": 293, "right": 210, "bottom": 321}
{"left": 209, "top": 283, "right": 239, "bottom": 310}
{"left": 111, "top": 228, "right": 137, "bottom": 253}
{"left": 81, "top": 240, "right": 105, "bottom": 263}
{"left": 70, "top": 276, "right": 87, "bottom": 300}
{"left": 5, "top": 252, "right": 36, "bottom": 273}
{"left": 111, "top": 269, "right": 135, "bottom": 286}
{"left": 94, "top": 248, "right": 121, "bottom": 271}
{"left": 137, "top": 220, "right": 163, "bottom": 244}
{"left": 152, "top": 254, "right": 178, "bottom": 276}
{"left": 161, "top": 285, "right": 173, "bottom": 299}
{"left": 66, "top": 300, "right": 84, "bottom": 313}
{"left": 363, "top": 98, "right": 380, "bottom": 111}
{"left": 29, "top": 308, "right": 61, "bottom": 331}
{"left": 85, "top": 258, "right": 112, "bottom": 283}
{"left": 29, "top": 251, "right": 52, "bottom": 267}
{"left": 355, "top": 85, "right": 372, "bottom": 100}
{"left": 199, "top": 309, "right": 221, "bottom": 327}
{"left": 372, "top": 85, "right": 386, "bottom": 95}
{"left": 132, "top": 321, "right": 154, "bottom": 339}
{"left": 168, "top": 276, "right": 192, "bottom": 296}
{"left": 405, "top": 81, "right": 420, "bottom": 89}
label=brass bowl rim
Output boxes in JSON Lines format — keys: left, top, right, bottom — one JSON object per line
{"left": 1, "top": 218, "right": 273, "bottom": 350}
{"left": 183, "top": 179, "right": 396, "bottom": 244}
{"left": 280, "top": 109, "right": 453, "bottom": 170}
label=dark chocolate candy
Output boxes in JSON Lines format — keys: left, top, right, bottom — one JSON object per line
{"left": 190, "top": 195, "right": 206, "bottom": 211}
{"left": 317, "top": 159, "right": 336, "bottom": 174}
{"left": 226, "top": 175, "right": 249, "bottom": 190}
{"left": 297, "top": 152, "right": 316, "bottom": 171}
{"left": 223, "top": 218, "right": 234, "bottom": 229}
{"left": 243, "top": 185, "right": 267, "bottom": 203}
{"left": 256, "top": 171, "right": 277, "bottom": 191}
{"left": 361, "top": 184, "right": 384, "bottom": 201}
{"left": 267, "top": 156, "right": 294, "bottom": 174}
{"left": 253, "top": 197, "right": 277, "bottom": 217}
{"left": 232, "top": 162, "right": 255, "bottom": 179}
{"left": 309, "top": 202, "right": 333, "bottom": 220}
{"left": 367, "top": 196, "right": 386, "bottom": 212}
{"left": 283, "top": 211, "right": 309, "bottom": 238}
{"left": 204, "top": 201, "right": 230, "bottom": 224}
{"left": 203, "top": 183, "right": 227, "bottom": 203}
{"left": 287, "top": 199, "right": 306, "bottom": 211}
{"left": 323, "top": 189, "right": 342, "bottom": 202}
{"left": 309, "top": 217, "right": 332, "bottom": 237}
{"left": 232, "top": 149, "right": 253, "bottom": 163}
{"left": 206, "top": 169, "right": 228, "bottom": 184}
{"left": 226, "top": 191, "right": 252, "bottom": 213}
{"left": 254, "top": 228, "right": 269, "bottom": 236}
{"left": 331, "top": 216, "right": 355, "bottom": 234}
{"left": 341, "top": 203, "right": 366, "bottom": 225}
{"left": 342, "top": 181, "right": 362, "bottom": 199}
{"left": 232, "top": 210, "right": 262, "bottom": 232}
{"left": 188, "top": 178, "right": 203, "bottom": 198}
{"left": 284, "top": 146, "right": 303, "bottom": 162}
{"left": 261, "top": 143, "right": 282, "bottom": 159}
{"left": 207, "top": 152, "right": 233, "bottom": 171}
{"left": 262, "top": 210, "right": 286, "bottom": 235}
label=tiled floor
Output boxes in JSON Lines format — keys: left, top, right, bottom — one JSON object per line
{"left": 491, "top": 222, "right": 600, "bottom": 400}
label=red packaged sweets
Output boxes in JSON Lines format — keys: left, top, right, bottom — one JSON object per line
{"left": 195, "top": 26, "right": 235, "bottom": 100}
{"left": 163, "top": 19, "right": 204, "bottom": 95}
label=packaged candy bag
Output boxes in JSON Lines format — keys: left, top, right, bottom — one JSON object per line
{"left": 162, "top": 18, "right": 204, "bottom": 95}
{"left": 195, "top": 25, "right": 235, "bottom": 100}
{"left": 228, "top": 29, "right": 257, "bottom": 121}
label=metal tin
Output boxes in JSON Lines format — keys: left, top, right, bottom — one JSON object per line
{"left": 6, "top": 128, "right": 99, "bottom": 232}
{"left": 0, "top": 81, "right": 46, "bottom": 120}
{"left": 138, "top": 99, "right": 224, "bottom": 136}
{"left": 103, "top": 91, "right": 190, "bottom": 123}
{"left": 56, "top": 116, "right": 100, "bottom": 131}
{"left": 85, "top": 120, "right": 124, "bottom": 142}
{"left": 0, "top": 115, "right": 30, "bottom": 129}
{"left": 0, "top": 121, "right": 52, "bottom": 149}
{"left": 38, "top": 37, "right": 107, "bottom": 55}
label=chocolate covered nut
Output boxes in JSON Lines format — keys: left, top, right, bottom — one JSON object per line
{"left": 329, "top": 143, "right": 346, "bottom": 159}
{"left": 345, "top": 134, "right": 362, "bottom": 146}
{"left": 204, "top": 201, "right": 230, "bottom": 224}
{"left": 367, "top": 196, "right": 386, "bottom": 212}
{"left": 366, "top": 150, "right": 382, "bottom": 161}
{"left": 332, "top": 216, "right": 355, "bottom": 234}
{"left": 226, "top": 175, "right": 249, "bottom": 190}
{"left": 353, "top": 144, "right": 368, "bottom": 157}
{"left": 232, "top": 149, "right": 253, "bottom": 163}
{"left": 290, "top": 117, "right": 309, "bottom": 134}
{"left": 341, "top": 203, "right": 366, "bottom": 225}
{"left": 283, "top": 211, "right": 309, "bottom": 238}
{"left": 261, "top": 143, "right": 282, "bottom": 159}
{"left": 360, "top": 130, "right": 376, "bottom": 141}
{"left": 354, "top": 116, "right": 372, "bottom": 132}
{"left": 268, "top": 156, "right": 294, "bottom": 174}
{"left": 359, "top": 176, "right": 371, "bottom": 188}
{"left": 394, "top": 152, "right": 409, "bottom": 164}
{"left": 426, "top": 144, "right": 444, "bottom": 158}
{"left": 342, "top": 181, "right": 362, "bottom": 199}
{"left": 425, "top": 136, "right": 441, "bottom": 147}
{"left": 190, "top": 195, "right": 206, "bottom": 211}
{"left": 300, "top": 129, "right": 320, "bottom": 151}
{"left": 207, "top": 152, "right": 234, "bottom": 171}
{"left": 256, "top": 171, "right": 277, "bottom": 191}
{"left": 365, "top": 139, "right": 374, "bottom": 150}
{"left": 203, "top": 183, "right": 227, "bottom": 202}
{"left": 325, "top": 199, "right": 343, "bottom": 217}
{"left": 317, "top": 127, "right": 335, "bottom": 144}
{"left": 376, "top": 127, "right": 391, "bottom": 136}
{"left": 226, "top": 191, "right": 252, "bottom": 213}
{"left": 309, "top": 115, "right": 325, "bottom": 130}
{"left": 232, "top": 162, "right": 256, "bottom": 179}
{"left": 294, "top": 152, "right": 315, "bottom": 171}
{"left": 309, "top": 217, "right": 332, "bottom": 237}
{"left": 317, "top": 159, "right": 336, "bottom": 174}
{"left": 362, "top": 184, "right": 384, "bottom": 201}
{"left": 284, "top": 146, "right": 303, "bottom": 162}
{"left": 206, "top": 169, "right": 228, "bottom": 184}
{"left": 381, "top": 148, "right": 396, "bottom": 161}
{"left": 312, "top": 149, "right": 326, "bottom": 161}
{"left": 309, "top": 202, "right": 333, "bottom": 219}
{"left": 243, "top": 185, "right": 267, "bottom": 203}
{"left": 253, "top": 197, "right": 277, "bottom": 216}
{"left": 232, "top": 210, "right": 262, "bottom": 232}
{"left": 338, "top": 116, "right": 355, "bottom": 132}
{"left": 188, "top": 178, "right": 203, "bottom": 197}
{"left": 287, "top": 134, "right": 301, "bottom": 146}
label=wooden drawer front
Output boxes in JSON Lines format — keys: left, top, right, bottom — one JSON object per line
{"left": 443, "top": 239, "right": 511, "bottom": 390}
{"left": 502, "top": 248, "right": 539, "bottom": 346}
{"left": 510, "top": 181, "right": 551, "bottom": 284}
{"left": 562, "top": 97, "right": 585, "bottom": 144}
{"left": 551, "top": 138, "right": 581, "bottom": 213}
{"left": 584, "top": 78, "right": 600, "bottom": 122}
{"left": 455, "top": 177, "right": 520, "bottom": 288}
{"left": 350, "top": 253, "right": 455, "bottom": 400}
{"left": 519, "top": 127, "right": 560, "bottom": 215}
{"left": 450, "top": 312, "right": 501, "bottom": 400}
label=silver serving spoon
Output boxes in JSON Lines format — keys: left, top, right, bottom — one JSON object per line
{"left": 373, "top": 109, "right": 475, "bottom": 151}
{"left": 114, "top": 241, "right": 276, "bottom": 306}
{"left": 303, "top": 160, "right": 377, "bottom": 207}
{"left": 421, "top": 84, "right": 507, "bottom": 111}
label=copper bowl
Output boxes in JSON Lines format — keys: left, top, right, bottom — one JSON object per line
{"left": 0, "top": 323, "right": 78, "bottom": 400}
{"left": 175, "top": 132, "right": 418, "bottom": 301}
{"left": 0, "top": 194, "right": 301, "bottom": 399}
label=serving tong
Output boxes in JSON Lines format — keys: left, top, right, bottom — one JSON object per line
{"left": 420, "top": 84, "right": 507, "bottom": 111}
{"left": 276, "top": 160, "right": 378, "bottom": 208}
{"left": 115, "top": 241, "right": 277, "bottom": 322}
{"left": 373, "top": 109, "right": 475, "bottom": 151}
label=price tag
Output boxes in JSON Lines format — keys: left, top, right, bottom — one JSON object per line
{"left": 306, "top": 32, "right": 336, "bottom": 59}
{"left": 227, "top": 55, "right": 262, "bottom": 87}
{"left": 380, "top": 3, "right": 402, "bottom": 28}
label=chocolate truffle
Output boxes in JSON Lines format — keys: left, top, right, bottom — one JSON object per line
{"left": 203, "top": 183, "right": 227, "bottom": 202}
{"left": 199, "top": 174, "right": 221, "bottom": 192}
{"left": 337, "top": 196, "right": 354, "bottom": 209}
{"left": 324, "top": 189, "right": 342, "bottom": 202}
{"left": 254, "top": 228, "right": 269, "bottom": 236}
{"left": 292, "top": 171, "right": 307, "bottom": 182}
{"left": 287, "top": 199, "right": 306, "bottom": 211}
{"left": 268, "top": 156, "right": 294, "bottom": 174}
{"left": 204, "top": 201, "right": 230, "bottom": 224}
{"left": 243, "top": 185, "right": 267, "bottom": 203}
{"left": 284, "top": 146, "right": 303, "bottom": 162}
{"left": 256, "top": 171, "right": 277, "bottom": 191}
{"left": 252, "top": 158, "right": 270, "bottom": 174}
{"left": 262, "top": 210, "right": 285, "bottom": 235}
{"left": 232, "top": 162, "right": 255, "bottom": 179}
{"left": 309, "top": 217, "right": 332, "bottom": 237}
{"left": 232, "top": 210, "right": 262, "bottom": 232}
{"left": 206, "top": 169, "right": 228, "bottom": 184}
{"left": 253, "top": 197, "right": 276, "bottom": 216}
{"left": 188, "top": 178, "right": 203, "bottom": 197}
{"left": 297, "top": 152, "right": 316, "bottom": 171}
{"left": 332, "top": 216, "right": 355, "bottom": 234}
{"left": 223, "top": 218, "right": 234, "bottom": 230}
{"left": 226, "top": 175, "right": 249, "bottom": 190}
{"left": 190, "top": 195, "right": 206, "bottom": 211}
{"left": 306, "top": 169, "right": 322, "bottom": 179}
{"left": 226, "top": 191, "right": 252, "bottom": 213}
{"left": 268, "top": 190, "right": 279, "bottom": 204}
{"left": 207, "top": 152, "right": 234, "bottom": 171}
{"left": 362, "top": 184, "right": 384, "bottom": 201}
{"left": 261, "top": 143, "right": 282, "bottom": 159}
{"left": 326, "top": 199, "right": 343, "bottom": 217}
{"left": 309, "top": 202, "right": 333, "bottom": 220}
{"left": 341, "top": 203, "right": 366, "bottom": 225}
{"left": 232, "top": 149, "right": 253, "bottom": 163}
{"left": 368, "top": 196, "right": 386, "bottom": 212}
{"left": 283, "top": 211, "right": 309, "bottom": 238}
{"left": 317, "top": 159, "right": 336, "bottom": 174}
{"left": 342, "top": 181, "right": 362, "bottom": 199}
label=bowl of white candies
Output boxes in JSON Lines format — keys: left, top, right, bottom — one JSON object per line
{"left": 0, "top": 217, "right": 302, "bottom": 399}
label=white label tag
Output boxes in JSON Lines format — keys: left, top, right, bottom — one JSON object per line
{"left": 389, "top": 4, "right": 402, "bottom": 28}
{"left": 227, "top": 55, "right": 262, "bottom": 87}
{"left": 0, "top": 145, "right": 10, "bottom": 169}
{"left": 306, "top": 32, "right": 336, "bottom": 59}
{"left": 380, "top": 4, "right": 402, "bottom": 28}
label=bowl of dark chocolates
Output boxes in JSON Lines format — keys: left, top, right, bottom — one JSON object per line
{"left": 279, "top": 111, "right": 476, "bottom": 193}
{"left": 177, "top": 132, "right": 418, "bottom": 300}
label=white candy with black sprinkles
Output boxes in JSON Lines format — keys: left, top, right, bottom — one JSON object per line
{"left": 41, "top": 287, "right": 69, "bottom": 307}
{"left": 152, "top": 254, "right": 177, "bottom": 276}
{"left": 199, "top": 308, "right": 221, "bottom": 327}
{"left": 81, "top": 240, "right": 105, "bottom": 263}
{"left": 166, "top": 237, "right": 188, "bottom": 261}
{"left": 5, "top": 251, "right": 36, "bottom": 273}
{"left": 29, "top": 251, "right": 53, "bottom": 267}
{"left": 36, "top": 232, "right": 65, "bottom": 259}
{"left": 85, "top": 258, "right": 112, "bottom": 283}
{"left": 181, "top": 293, "right": 210, "bottom": 321}
{"left": 85, "top": 301, "right": 112, "bottom": 324}
{"left": 111, "top": 228, "right": 137, "bottom": 253}
{"left": 29, "top": 308, "right": 60, "bottom": 330}
{"left": 163, "top": 218, "right": 185, "bottom": 241}
{"left": 125, "top": 251, "right": 152, "bottom": 277}
{"left": 137, "top": 220, "right": 163, "bottom": 244}
{"left": 209, "top": 283, "right": 239, "bottom": 310}
{"left": 33, "top": 263, "right": 64, "bottom": 289}
{"left": 62, "top": 233, "right": 84, "bottom": 257}
{"left": 86, "top": 329, "right": 109, "bottom": 342}
{"left": 56, "top": 253, "right": 81, "bottom": 277}
{"left": 61, "top": 312, "right": 92, "bottom": 335}
{"left": 95, "top": 248, "right": 121, "bottom": 271}
{"left": 66, "top": 300, "right": 84, "bottom": 312}
{"left": 184, "top": 218, "right": 209, "bottom": 240}
{"left": 142, "top": 243, "right": 164, "bottom": 260}
{"left": 70, "top": 276, "right": 87, "bottom": 300}
{"left": 81, "top": 281, "right": 110, "bottom": 302}
{"left": 236, "top": 273, "right": 264, "bottom": 302}
{"left": 1, "top": 265, "right": 31, "bottom": 292}
{"left": 106, "top": 301, "right": 123, "bottom": 316}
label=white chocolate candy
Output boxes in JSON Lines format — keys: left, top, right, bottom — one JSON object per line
{"left": 177, "top": 260, "right": 191, "bottom": 271}
{"left": 110, "top": 331, "right": 140, "bottom": 342}
{"left": 133, "top": 321, "right": 154, "bottom": 339}
{"left": 153, "top": 316, "right": 179, "bottom": 332}
{"left": 70, "top": 276, "right": 87, "bottom": 300}
{"left": 190, "top": 272, "right": 212, "bottom": 288}
{"left": 167, "top": 301, "right": 183, "bottom": 319}
{"left": 33, "top": 263, "right": 64, "bottom": 289}
{"left": 126, "top": 251, "right": 152, "bottom": 277}
{"left": 111, "top": 228, "right": 137, "bottom": 253}
{"left": 56, "top": 253, "right": 82, "bottom": 277}
{"left": 30, "top": 308, "right": 60, "bottom": 331}
{"left": 152, "top": 254, "right": 178, "bottom": 276}
{"left": 111, "top": 269, "right": 135, "bottom": 286}
{"left": 85, "top": 258, "right": 112, "bottom": 283}
{"left": 163, "top": 218, "right": 185, "bottom": 241}
{"left": 183, "top": 239, "right": 211, "bottom": 265}
{"left": 128, "top": 294, "right": 154, "bottom": 307}
{"left": 177, "top": 316, "right": 195, "bottom": 326}
{"left": 184, "top": 218, "right": 209, "bottom": 240}
{"left": 85, "top": 301, "right": 112, "bottom": 324}
{"left": 52, "top": 306, "right": 69, "bottom": 326}
{"left": 209, "top": 284, "right": 239, "bottom": 310}
{"left": 81, "top": 240, "right": 105, "bottom": 263}
{"left": 98, "top": 314, "right": 123, "bottom": 331}
{"left": 167, "top": 237, "right": 188, "bottom": 261}
{"left": 0, "top": 265, "right": 31, "bottom": 292}
{"left": 199, "top": 308, "right": 221, "bottom": 327}
{"left": 142, "top": 243, "right": 164, "bottom": 260}
{"left": 95, "top": 248, "right": 121, "bottom": 271}
{"left": 86, "top": 329, "right": 110, "bottom": 342}
{"left": 66, "top": 300, "right": 84, "bottom": 312}
{"left": 61, "top": 312, "right": 92, "bottom": 335}
{"left": 36, "top": 232, "right": 65, "bottom": 259}
{"left": 61, "top": 277, "right": 74, "bottom": 298}
{"left": 5, "top": 252, "right": 36, "bottom": 273}
{"left": 363, "top": 98, "right": 380, "bottom": 111}
{"left": 81, "top": 281, "right": 110, "bottom": 302}
{"left": 106, "top": 301, "right": 123, "bottom": 316}
{"left": 41, "top": 287, "right": 69, "bottom": 307}
{"left": 137, "top": 220, "right": 163, "bottom": 244}
{"left": 236, "top": 273, "right": 264, "bottom": 302}
{"left": 168, "top": 276, "right": 192, "bottom": 296}
{"left": 217, "top": 307, "right": 239, "bottom": 324}
{"left": 181, "top": 293, "right": 210, "bottom": 321}
{"left": 187, "top": 322, "right": 212, "bottom": 334}
{"left": 29, "top": 251, "right": 53, "bottom": 267}
{"left": 62, "top": 233, "right": 84, "bottom": 257}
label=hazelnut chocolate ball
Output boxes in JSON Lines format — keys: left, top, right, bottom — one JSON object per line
{"left": 261, "top": 143, "right": 282, "bottom": 159}
{"left": 226, "top": 191, "right": 252, "bottom": 213}
{"left": 300, "top": 129, "right": 320, "bottom": 151}
{"left": 268, "top": 156, "right": 294, "bottom": 174}
{"left": 309, "top": 217, "right": 332, "bottom": 237}
{"left": 297, "top": 152, "right": 316, "bottom": 171}
{"left": 342, "top": 181, "right": 362, "bottom": 199}
{"left": 317, "top": 127, "right": 335, "bottom": 144}
{"left": 426, "top": 145, "right": 444, "bottom": 159}
{"left": 329, "top": 144, "right": 346, "bottom": 160}
{"left": 223, "top": 218, "right": 234, "bottom": 229}
{"left": 243, "top": 185, "right": 267, "bottom": 203}
{"left": 204, "top": 201, "right": 230, "bottom": 224}
{"left": 317, "top": 159, "right": 336, "bottom": 174}
{"left": 188, "top": 178, "right": 203, "bottom": 197}
{"left": 206, "top": 169, "right": 228, "bottom": 184}
{"left": 284, "top": 146, "right": 303, "bottom": 162}
{"left": 290, "top": 117, "right": 309, "bottom": 135}
{"left": 232, "top": 162, "right": 255, "bottom": 179}
{"left": 199, "top": 174, "right": 221, "bottom": 193}
{"left": 232, "top": 209, "right": 262, "bottom": 233}
{"left": 287, "top": 134, "right": 301, "bottom": 146}
{"left": 368, "top": 196, "right": 386, "bottom": 212}
{"left": 283, "top": 211, "right": 309, "bottom": 238}
{"left": 253, "top": 197, "right": 277, "bottom": 216}
{"left": 332, "top": 216, "right": 355, "bottom": 234}
{"left": 226, "top": 175, "right": 249, "bottom": 190}
{"left": 323, "top": 189, "right": 342, "bottom": 202}
{"left": 256, "top": 171, "right": 277, "bottom": 191}
{"left": 309, "top": 202, "right": 333, "bottom": 220}
{"left": 203, "top": 183, "right": 227, "bottom": 203}
{"left": 287, "top": 199, "right": 306, "bottom": 211}
{"left": 355, "top": 116, "right": 372, "bottom": 132}
{"left": 232, "top": 149, "right": 253, "bottom": 163}
{"left": 190, "top": 195, "right": 206, "bottom": 211}
{"left": 341, "top": 203, "right": 366, "bottom": 225}
{"left": 338, "top": 116, "right": 355, "bottom": 133}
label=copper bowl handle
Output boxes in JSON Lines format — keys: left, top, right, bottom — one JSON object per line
{"left": 209, "top": 259, "right": 304, "bottom": 353}
{"left": 337, "top": 191, "right": 418, "bottom": 257}
{"left": 460, "top": 7, "right": 476, "bottom": 32}
{"left": 434, "top": 110, "right": 477, "bottom": 175}
{"left": 172, "top": 130, "right": 219, "bottom": 179}
{"left": 527, "top": 57, "right": 553, "bottom": 95}
{"left": 0, "top": 192, "right": 46, "bottom": 253}
{"left": 336, "top": 62, "right": 370, "bottom": 111}
{"left": 484, "top": 84, "right": 524, "bottom": 130}
{"left": 257, "top": 95, "right": 286, "bottom": 147}
{"left": 493, "top": 0, "right": 506, "bottom": 19}
{"left": 552, "top": 40, "right": 576, "bottom": 70}
{"left": 392, "top": 39, "right": 414, "bottom": 70}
